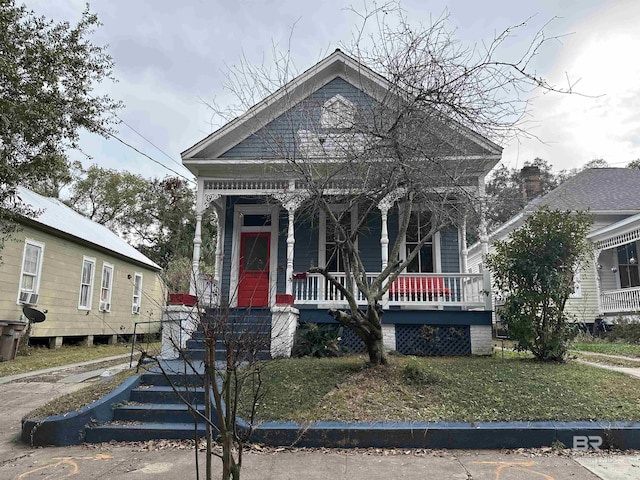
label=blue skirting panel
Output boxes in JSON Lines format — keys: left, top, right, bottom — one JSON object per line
{"left": 298, "top": 308, "right": 491, "bottom": 326}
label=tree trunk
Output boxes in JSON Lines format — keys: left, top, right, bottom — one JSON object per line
{"left": 365, "top": 335, "right": 388, "bottom": 366}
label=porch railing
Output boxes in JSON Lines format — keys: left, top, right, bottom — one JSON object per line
{"left": 601, "top": 286, "right": 640, "bottom": 314}
{"left": 293, "top": 272, "right": 486, "bottom": 309}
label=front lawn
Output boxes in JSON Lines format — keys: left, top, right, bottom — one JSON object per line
{"left": 241, "top": 354, "right": 640, "bottom": 423}
{"left": 571, "top": 341, "right": 640, "bottom": 358}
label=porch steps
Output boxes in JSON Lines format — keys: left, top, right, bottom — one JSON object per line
{"left": 85, "top": 365, "right": 211, "bottom": 443}
{"left": 184, "top": 307, "right": 272, "bottom": 362}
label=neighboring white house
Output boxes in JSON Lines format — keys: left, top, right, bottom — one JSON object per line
{"left": 468, "top": 168, "right": 640, "bottom": 328}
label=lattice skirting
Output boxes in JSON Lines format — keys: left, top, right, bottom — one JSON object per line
{"left": 395, "top": 324, "right": 471, "bottom": 356}
{"left": 308, "top": 323, "right": 471, "bottom": 356}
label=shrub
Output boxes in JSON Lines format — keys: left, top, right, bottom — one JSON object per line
{"left": 486, "top": 207, "right": 592, "bottom": 361}
{"left": 292, "top": 323, "right": 344, "bottom": 358}
{"left": 608, "top": 316, "right": 640, "bottom": 343}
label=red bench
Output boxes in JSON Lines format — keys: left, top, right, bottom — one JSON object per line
{"left": 388, "top": 276, "right": 450, "bottom": 296}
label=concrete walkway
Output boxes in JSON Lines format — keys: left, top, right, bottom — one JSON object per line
{"left": 0, "top": 353, "right": 132, "bottom": 384}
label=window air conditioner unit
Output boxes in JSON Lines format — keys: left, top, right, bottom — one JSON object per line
{"left": 99, "top": 301, "right": 110, "bottom": 312}
{"left": 132, "top": 305, "right": 140, "bottom": 314}
{"left": 19, "top": 291, "right": 38, "bottom": 305}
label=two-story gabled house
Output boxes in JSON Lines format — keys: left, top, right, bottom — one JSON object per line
{"left": 181, "top": 50, "right": 501, "bottom": 358}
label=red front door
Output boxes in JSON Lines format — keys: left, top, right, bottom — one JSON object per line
{"left": 238, "top": 232, "right": 270, "bottom": 307}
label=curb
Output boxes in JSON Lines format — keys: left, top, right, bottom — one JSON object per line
{"left": 21, "top": 375, "right": 141, "bottom": 447}
{"left": 250, "top": 420, "right": 640, "bottom": 449}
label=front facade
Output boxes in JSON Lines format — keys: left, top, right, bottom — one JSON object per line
{"left": 468, "top": 168, "right": 640, "bottom": 327}
{"left": 0, "top": 187, "right": 165, "bottom": 347}
{"left": 183, "top": 51, "right": 500, "bottom": 356}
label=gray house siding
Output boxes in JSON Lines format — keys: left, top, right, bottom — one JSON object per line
{"left": 220, "top": 77, "right": 375, "bottom": 159}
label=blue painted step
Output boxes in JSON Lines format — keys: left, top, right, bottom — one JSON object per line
{"left": 130, "top": 385, "right": 206, "bottom": 404}
{"left": 114, "top": 403, "right": 207, "bottom": 423}
{"left": 85, "top": 422, "right": 209, "bottom": 443}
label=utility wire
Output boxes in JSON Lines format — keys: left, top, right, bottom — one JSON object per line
{"left": 114, "top": 114, "right": 192, "bottom": 175}
{"left": 106, "top": 131, "right": 196, "bottom": 184}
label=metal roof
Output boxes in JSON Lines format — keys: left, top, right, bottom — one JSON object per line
{"left": 16, "top": 187, "right": 161, "bottom": 271}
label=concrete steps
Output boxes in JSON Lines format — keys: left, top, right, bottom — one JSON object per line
{"left": 84, "top": 308, "right": 271, "bottom": 443}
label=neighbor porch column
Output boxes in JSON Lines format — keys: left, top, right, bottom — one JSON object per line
{"left": 478, "top": 176, "right": 492, "bottom": 312}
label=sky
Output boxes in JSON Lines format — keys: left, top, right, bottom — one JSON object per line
{"left": 21, "top": 0, "right": 640, "bottom": 181}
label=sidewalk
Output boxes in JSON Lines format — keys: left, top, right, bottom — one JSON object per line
{"left": 0, "top": 353, "right": 132, "bottom": 385}
{"left": 1, "top": 442, "right": 639, "bottom": 479}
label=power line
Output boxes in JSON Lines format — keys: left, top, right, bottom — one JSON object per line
{"left": 106, "top": 131, "right": 196, "bottom": 184}
{"left": 114, "top": 114, "right": 191, "bottom": 175}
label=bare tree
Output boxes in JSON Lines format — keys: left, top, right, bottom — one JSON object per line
{"left": 206, "top": 3, "right": 577, "bottom": 366}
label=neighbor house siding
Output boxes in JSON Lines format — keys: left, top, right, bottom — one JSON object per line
{"left": 0, "top": 225, "right": 164, "bottom": 338}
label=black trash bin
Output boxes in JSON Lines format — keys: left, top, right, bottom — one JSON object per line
{"left": 0, "top": 321, "right": 27, "bottom": 361}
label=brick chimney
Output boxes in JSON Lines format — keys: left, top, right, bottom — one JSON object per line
{"left": 521, "top": 165, "right": 542, "bottom": 201}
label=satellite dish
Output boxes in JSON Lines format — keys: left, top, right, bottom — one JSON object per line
{"left": 22, "top": 306, "right": 46, "bottom": 323}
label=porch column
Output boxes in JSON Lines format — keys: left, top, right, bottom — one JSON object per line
{"left": 460, "top": 214, "right": 468, "bottom": 274}
{"left": 378, "top": 189, "right": 405, "bottom": 308}
{"left": 285, "top": 208, "right": 296, "bottom": 295}
{"left": 272, "top": 187, "right": 310, "bottom": 297}
{"left": 190, "top": 190, "right": 222, "bottom": 297}
{"left": 190, "top": 183, "right": 204, "bottom": 296}
{"left": 478, "top": 176, "right": 492, "bottom": 312}
{"left": 593, "top": 248, "right": 603, "bottom": 317}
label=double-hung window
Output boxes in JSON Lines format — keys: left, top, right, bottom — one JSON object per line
{"left": 325, "top": 210, "right": 352, "bottom": 273}
{"left": 78, "top": 257, "right": 96, "bottom": 310}
{"left": 99, "top": 263, "right": 114, "bottom": 312}
{"left": 18, "top": 240, "right": 44, "bottom": 305}
{"left": 132, "top": 273, "right": 143, "bottom": 314}
{"left": 617, "top": 242, "right": 640, "bottom": 289}
{"left": 405, "top": 210, "right": 434, "bottom": 273}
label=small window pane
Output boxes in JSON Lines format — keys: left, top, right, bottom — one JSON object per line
{"left": 243, "top": 236, "right": 269, "bottom": 271}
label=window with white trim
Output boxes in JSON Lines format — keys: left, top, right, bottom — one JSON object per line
{"left": 78, "top": 257, "right": 96, "bottom": 310}
{"left": 132, "top": 273, "right": 143, "bottom": 314}
{"left": 18, "top": 240, "right": 44, "bottom": 305}
{"left": 404, "top": 210, "right": 434, "bottom": 273}
{"left": 99, "top": 263, "right": 114, "bottom": 312}
{"left": 617, "top": 242, "right": 640, "bottom": 289}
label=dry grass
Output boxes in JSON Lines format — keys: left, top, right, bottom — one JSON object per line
{"left": 25, "top": 368, "right": 138, "bottom": 419}
{"left": 244, "top": 353, "right": 640, "bottom": 423}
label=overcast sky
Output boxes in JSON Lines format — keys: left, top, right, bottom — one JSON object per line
{"left": 22, "top": 0, "right": 640, "bottom": 180}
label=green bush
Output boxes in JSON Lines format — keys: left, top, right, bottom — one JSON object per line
{"left": 292, "top": 323, "right": 344, "bottom": 358}
{"left": 608, "top": 317, "right": 640, "bottom": 343}
{"left": 486, "top": 207, "right": 592, "bottom": 361}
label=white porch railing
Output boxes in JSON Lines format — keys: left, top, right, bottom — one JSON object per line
{"left": 196, "top": 274, "right": 219, "bottom": 308}
{"left": 601, "top": 286, "right": 640, "bottom": 314}
{"left": 293, "top": 272, "right": 486, "bottom": 309}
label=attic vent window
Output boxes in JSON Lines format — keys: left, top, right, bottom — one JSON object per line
{"left": 321, "top": 95, "right": 355, "bottom": 129}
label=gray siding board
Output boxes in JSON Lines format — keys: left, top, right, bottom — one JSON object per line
{"left": 221, "top": 78, "right": 375, "bottom": 159}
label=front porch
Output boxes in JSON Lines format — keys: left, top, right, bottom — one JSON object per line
{"left": 590, "top": 214, "right": 640, "bottom": 318}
